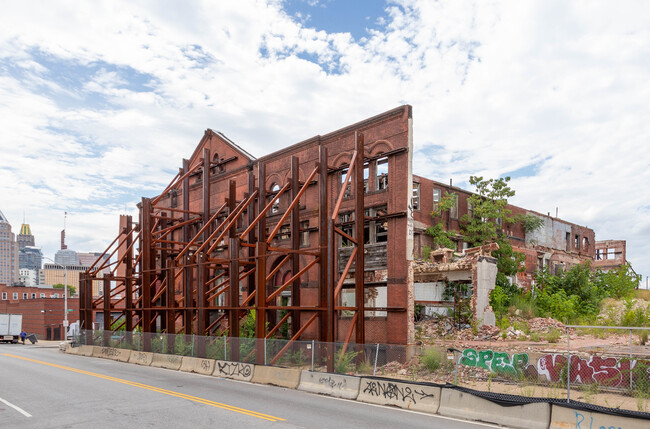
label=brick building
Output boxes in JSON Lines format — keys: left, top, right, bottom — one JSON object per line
{"left": 411, "top": 178, "right": 598, "bottom": 290}
{"left": 90, "top": 105, "right": 620, "bottom": 347}
{"left": 0, "top": 283, "right": 79, "bottom": 339}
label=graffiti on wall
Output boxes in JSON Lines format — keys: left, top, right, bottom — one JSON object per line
{"left": 460, "top": 348, "right": 650, "bottom": 388}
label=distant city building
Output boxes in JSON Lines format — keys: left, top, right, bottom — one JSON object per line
{"left": 17, "top": 222, "right": 35, "bottom": 248}
{"left": 0, "top": 210, "right": 19, "bottom": 285}
{"left": 55, "top": 249, "right": 79, "bottom": 266}
{"left": 19, "top": 246, "right": 43, "bottom": 274}
{"left": 41, "top": 263, "right": 89, "bottom": 295}
{"left": 17, "top": 222, "right": 42, "bottom": 283}
{"left": 77, "top": 252, "right": 108, "bottom": 269}
{"left": 18, "top": 268, "right": 38, "bottom": 286}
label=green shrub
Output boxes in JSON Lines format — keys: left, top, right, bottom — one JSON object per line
{"left": 421, "top": 347, "right": 446, "bottom": 372}
{"left": 545, "top": 327, "right": 561, "bottom": 343}
{"left": 334, "top": 350, "right": 360, "bottom": 374}
{"left": 530, "top": 332, "right": 541, "bottom": 342}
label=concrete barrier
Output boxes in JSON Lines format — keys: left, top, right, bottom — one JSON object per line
{"left": 213, "top": 360, "right": 254, "bottom": 382}
{"left": 77, "top": 345, "right": 94, "bottom": 357}
{"left": 150, "top": 353, "right": 183, "bottom": 370}
{"left": 251, "top": 366, "right": 301, "bottom": 389}
{"left": 549, "top": 404, "right": 649, "bottom": 429}
{"left": 65, "top": 344, "right": 80, "bottom": 355}
{"left": 129, "top": 351, "right": 154, "bottom": 366}
{"left": 298, "top": 371, "right": 360, "bottom": 400}
{"left": 180, "top": 357, "right": 216, "bottom": 375}
{"left": 92, "top": 347, "right": 131, "bottom": 362}
{"left": 438, "top": 389, "right": 550, "bottom": 429}
{"left": 357, "top": 377, "right": 441, "bottom": 413}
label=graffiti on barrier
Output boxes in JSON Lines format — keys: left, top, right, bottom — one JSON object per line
{"left": 133, "top": 352, "right": 149, "bottom": 364}
{"left": 318, "top": 376, "right": 347, "bottom": 390}
{"left": 574, "top": 411, "right": 622, "bottom": 429}
{"left": 460, "top": 348, "right": 650, "bottom": 388}
{"left": 362, "top": 380, "right": 435, "bottom": 404}
{"left": 216, "top": 361, "right": 253, "bottom": 378}
{"left": 100, "top": 347, "right": 120, "bottom": 357}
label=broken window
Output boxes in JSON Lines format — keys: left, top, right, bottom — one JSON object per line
{"left": 364, "top": 162, "right": 370, "bottom": 194}
{"left": 270, "top": 183, "right": 280, "bottom": 214}
{"left": 565, "top": 232, "right": 571, "bottom": 251}
{"left": 596, "top": 248, "right": 604, "bottom": 260}
{"left": 575, "top": 234, "right": 580, "bottom": 250}
{"left": 364, "top": 205, "right": 388, "bottom": 244}
{"left": 433, "top": 188, "right": 441, "bottom": 212}
{"left": 211, "top": 153, "right": 222, "bottom": 173}
{"left": 300, "top": 221, "right": 310, "bottom": 247}
{"left": 340, "top": 168, "right": 351, "bottom": 199}
{"left": 339, "top": 211, "right": 354, "bottom": 246}
{"left": 376, "top": 156, "right": 388, "bottom": 190}
{"left": 412, "top": 182, "right": 420, "bottom": 210}
{"left": 582, "top": 237, "right": 589, "bottom": 249}
{"left": 170, "top": 189, "right": 178, "bottom": 208}
{"left": 607, "top": 248, "right": 616, "bottom": 259}
{"left": 277, "top": 224, "right": 290, "bottom": 241}
{"left": 449, "top": 194, "right": 458, "bottom": 220}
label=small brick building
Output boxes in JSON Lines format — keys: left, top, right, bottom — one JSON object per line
{"left": 0, "top": 283, "right": 79, "bottom": 339}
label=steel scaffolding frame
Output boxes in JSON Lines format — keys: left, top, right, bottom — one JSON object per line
{"left": 80, "top": 132, "right": 367, "bottom": 370}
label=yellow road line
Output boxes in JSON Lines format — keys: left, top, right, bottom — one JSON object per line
{"left": 2, "top": 353, "right": 285, "bottom": 422}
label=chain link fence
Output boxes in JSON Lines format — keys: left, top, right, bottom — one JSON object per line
{"left": 72, "top": 325, "right": 650, "bottom": 412}
{"left": 74, "top": 329, "right": 410, "bottom": 375}
{"left": 450, "top": 325, "right": 650, "bottom": 412}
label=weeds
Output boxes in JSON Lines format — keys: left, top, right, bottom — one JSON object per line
{"left": 421, "top": 347, "right": 446, "bottom": 372}
{"left": 545, "top": 327, "right": 561, "bottom": 343}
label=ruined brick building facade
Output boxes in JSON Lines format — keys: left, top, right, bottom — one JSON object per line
{"left": 86, "top": 105, "right": 626, "bottom": 348}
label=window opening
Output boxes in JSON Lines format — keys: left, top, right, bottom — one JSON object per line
{"left": 433, "top": 189, "right": 441, "bottom": 212}
{"left": 376, "top": 157, "right": 388, "bottom": 190}
{"left": 270, "top": 183, "right": 280, "bottom": 214}
{"left": 449, "top": 194, "right": 458, "bottom": 220}
{"left": 412, "top": 182, "right": 420, "bottom": 210}
{"left": 300, "top": 221, "right": 310, "bottom": 247}
{"left": 339, "top": 211, "right": 354, "bottom": 246}
{"left": 363, "top": 206, "right": 388, "bottom": 244}
{"left": 340, "top": 168, "right": 351, "bottom": 199}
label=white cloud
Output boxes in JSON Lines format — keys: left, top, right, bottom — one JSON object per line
{"left": 0, "top": 0, "right": 649, "bottom": 281}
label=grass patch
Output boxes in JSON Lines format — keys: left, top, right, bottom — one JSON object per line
{"left": 545, "top": 327, "right": 561, "bottom": 343}
{"left": 421, "top": 347, "right": 446, "bottom": 372}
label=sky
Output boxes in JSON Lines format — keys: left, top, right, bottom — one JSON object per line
{"left": 0, "top": 0, "right": 649, "bottom": 283}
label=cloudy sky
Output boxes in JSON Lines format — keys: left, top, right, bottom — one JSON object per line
{"left": 1, "top": 0, "right": 649, "bottom": 282}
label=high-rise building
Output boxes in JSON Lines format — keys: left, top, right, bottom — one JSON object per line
{"left": 0, "top": 210, "right": 19, "bottom": 285}
{"left": 17, "top": 222, "right": 35, "bottom": 248}
{"left": 54, "top": 249, "right": 79, "bottom": 266}
{"left": 17, "top": 222, "right": 42, "bottom": 280}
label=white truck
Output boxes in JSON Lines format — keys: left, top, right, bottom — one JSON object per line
{"left": 0, "top": 314, "right": 23, "bottom": 343}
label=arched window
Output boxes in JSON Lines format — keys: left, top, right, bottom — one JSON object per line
{"left": 270, "top": 183, "right": 280, "bottom": 214}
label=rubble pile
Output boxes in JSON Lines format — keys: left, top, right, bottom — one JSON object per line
{"left": 527, "top": 317, "right": 565, "bottom": 333}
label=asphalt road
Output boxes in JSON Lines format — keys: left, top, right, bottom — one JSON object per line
{"left": 0, "top": 343, "right": 503, "bottom": 428}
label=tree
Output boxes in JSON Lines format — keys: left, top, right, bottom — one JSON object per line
{"left": 53, "top": 283, "right": 76, "bottom": 296}
{"left": 425, "top": 191, "right": 459, "bottom": 249}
